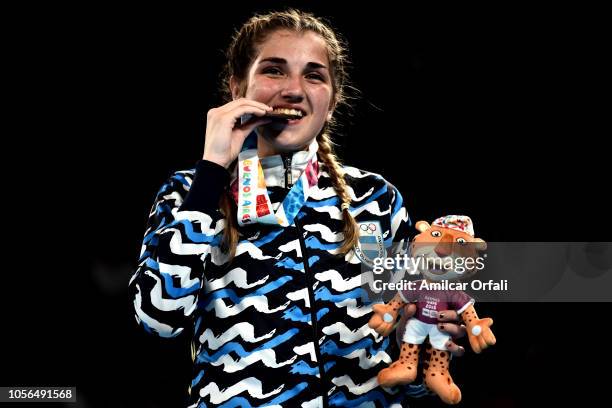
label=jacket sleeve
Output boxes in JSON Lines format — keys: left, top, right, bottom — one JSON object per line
{"left": 128, "top": 160, "right": 229, "bottom": 338}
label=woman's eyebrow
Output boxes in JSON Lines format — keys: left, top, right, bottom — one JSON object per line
{"left": 259, "top": 57, "right": 327, "bottom": 70}
{"left": 306, "top": 62, "right": 328, "bottom": 70}
{"left": 260, "top": 57, "right": 286, "bottom": 64}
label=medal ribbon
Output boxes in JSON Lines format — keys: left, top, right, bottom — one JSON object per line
{"left": 233, "top": 133, "right": 320, "bottom": 227}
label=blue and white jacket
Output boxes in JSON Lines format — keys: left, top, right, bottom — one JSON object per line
{"left": 129, "top": 150, "right": 422, "bottom": 408}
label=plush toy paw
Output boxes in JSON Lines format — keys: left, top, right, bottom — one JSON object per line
{"left": 368, "top": 304, "right": 399, "bottom": 336}
{"left": 425, "top": 373, "right": 462, "bottom": 405}
{"left": 424, "top": 349, "right": 462, "bottom": 405}
{"left": 467, "top": 317, "right": 496, "bottom": 353}
{"left": 377, "top": 360, "right": 418, "bottom": 387}
{"left": 377, "top": 343, "right": 420, "bottom": 387}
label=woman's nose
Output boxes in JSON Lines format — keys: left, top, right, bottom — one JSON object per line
{"left": 280, "top": 76, "right": 304, "bottom": 101}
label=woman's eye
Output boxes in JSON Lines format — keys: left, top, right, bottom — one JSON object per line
{"left": 263, "top": 67, "right": 283, "bottom": 76}
{"left": 431, "top": 231, "right": 441, "bottom": 237}
{"left": 456, "top": 238, "right": 467, "bottom": 245}
{"left": 306, "top": 72, "right": 324, "bottom": 81}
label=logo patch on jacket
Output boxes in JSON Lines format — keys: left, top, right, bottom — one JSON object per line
{"left": 354, "top": 221, "right": 385, "bottom": 266}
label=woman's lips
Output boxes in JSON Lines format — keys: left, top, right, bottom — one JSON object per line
{"left": 266, "top": 110, "right": 306, "bottom": 127}
{"left": 240, "top": 109, "right": 305, "bottom": 126}
{"left": 265, "top": 108, "right": 305, "bottom": 121}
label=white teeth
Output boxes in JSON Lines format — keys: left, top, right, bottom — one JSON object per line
{"left": 272, "top": 108, "right": 304, "bottom": 117}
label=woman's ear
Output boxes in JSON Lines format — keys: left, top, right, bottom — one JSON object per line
{"left": 327, "top": 99, "right": 336, "bottom": 122}
{"left": 230, "top": 76, "right": 241, "bottom": 100}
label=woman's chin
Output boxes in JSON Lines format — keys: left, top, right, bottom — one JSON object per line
{"left": 258, "top": 128, "right": 312, "bottom": 153}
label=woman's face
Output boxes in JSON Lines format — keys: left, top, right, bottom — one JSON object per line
{"left": 234, "top": 30, "right": 335, "bottom": 155}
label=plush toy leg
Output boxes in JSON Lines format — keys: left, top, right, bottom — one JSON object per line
{"left": 423, "top": 347, "right": 461, "bottom": 405}
{"left": 377, "top": 343, "right": 420, "bottom": 387}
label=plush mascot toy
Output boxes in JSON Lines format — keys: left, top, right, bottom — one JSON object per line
{"left": 368, "top": 215, "right": 496, "bottom": 404}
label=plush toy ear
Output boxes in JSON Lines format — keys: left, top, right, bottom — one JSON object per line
{"left": 474, "top": 238, "right": 487, "bottom": 251}
{"left": 415, "top": 221, "right": 431, "bottom": 233}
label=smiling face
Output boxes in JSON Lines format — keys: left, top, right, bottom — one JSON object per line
{"left": 411, "top": 221, "right": 487, "bottom": 282}
{"left": 231, "top": 29, "right": 335, "bottom": 156}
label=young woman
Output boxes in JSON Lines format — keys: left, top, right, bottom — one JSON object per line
{"left": 129, "top": 9, "right": 462, "bottom": 407}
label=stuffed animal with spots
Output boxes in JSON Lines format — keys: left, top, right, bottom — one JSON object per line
{"left": 368, "top": 215, "right": 496, "bottom": 405}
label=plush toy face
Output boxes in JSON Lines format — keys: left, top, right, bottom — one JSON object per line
{"left": 410, "top": 220, "right": 487, "bottom": 282}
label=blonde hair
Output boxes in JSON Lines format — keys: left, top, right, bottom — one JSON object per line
{"left": 219, "top": 9, "right": 359, "bottom": 259}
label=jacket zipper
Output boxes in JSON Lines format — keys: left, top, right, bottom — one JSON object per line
{"left": 282, "top": 154, "right": 329, "bottom": 408}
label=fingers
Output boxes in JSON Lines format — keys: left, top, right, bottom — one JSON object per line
{"left": 469, "top": 333, "right": 482, "bottom": 354}
{"left": 482, "top": 327, "right": 496, "bottom": 347}
{"left": 372, "top": 304, "right": 388, "bottom": 314}
{"left": 225, "top": 100, "right": 272, "bottom": 128}
{"left": 402, "top": 303, "right": 417, "bottom": 318}
{"left": 437, "top": 310, "right": 459, "bottom": 322}
{"left": 368, "top": 315, "right": 392, "bottom": 335}
{"left": 228, "top": 105, "right": 270, "bottom": 127}
{"left": 218, "top": 98, "right": 272, "bottom": 114}
{"left": 468, "top": 327, "right": 496, "bottom": 354}
{"left": 477, "top": 334, "right": 488, "bottom": 351}
{"left": 368, "top": 314, "right": 383, "bottom": 330}
{"left": 437, "top": 322, "right": 466, "bottom": 339}
{"left": 208, "top": 99, "right": 272, "bottom": 130}
{"left": 368, "top": 315, "right": 389, "bottom": 333}
{"left": 235, "top": 116, "right": 272, "bottom": 135}
{"left": 444, "top": 340, "right": 465, "bottom": 357}
{"left": 379, "top": 324, "right": 393, "bottom": 337}
{"left": 370, "top": 320, "right": 392, "bottom": 336}
{"left": 475, "top": 319, "right": 495, "bottom": 350}
{"left": 369, "top": 305, "right": 396, "bottom": 336}
{"left": 439, "top": 315, "right": 496, "bottom": 355}
{"left": 437, "top": 310, "right": 467, "bottom": 339}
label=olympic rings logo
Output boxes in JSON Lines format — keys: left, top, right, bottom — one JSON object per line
{"left": 360, "top": 223, "right": 377, "bottom": 235}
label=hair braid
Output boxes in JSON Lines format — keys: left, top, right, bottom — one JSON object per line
{"left": 317, "top": 132, "right": 360, "bottom": 254}
{"left": 219, "top": 190, "right": 238, "bottom": 260}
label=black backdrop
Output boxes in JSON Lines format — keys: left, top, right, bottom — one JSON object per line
{"left": 2, "top": 1, "right": 609, "bottom": 407}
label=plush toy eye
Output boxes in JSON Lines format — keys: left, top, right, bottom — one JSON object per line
{"left": 456, "top": 237, "right": 467, "bottom": 245}
{"left": 431, "top": 230, "right": 442, "bottom": 237}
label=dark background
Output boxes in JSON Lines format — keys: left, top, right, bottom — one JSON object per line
{"left": 2, "top": 1, "right": 609, "bottom": 407}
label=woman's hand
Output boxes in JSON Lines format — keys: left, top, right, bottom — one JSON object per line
{"left": 440, "top": 307, "right": 496, "bottom": 355}
{"left": 203, "top": 98, "right": 273, "bottom": 168}
{"left": 436, "top": 310, "right": 468, "bottom": 356}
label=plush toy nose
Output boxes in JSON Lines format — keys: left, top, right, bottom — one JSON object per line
{"left": 434, "top": 234, "right": 453, "bottom": 257}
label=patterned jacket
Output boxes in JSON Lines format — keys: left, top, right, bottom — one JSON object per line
{"left": 129, "top": 152, "right": 421, "bottom": 408}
